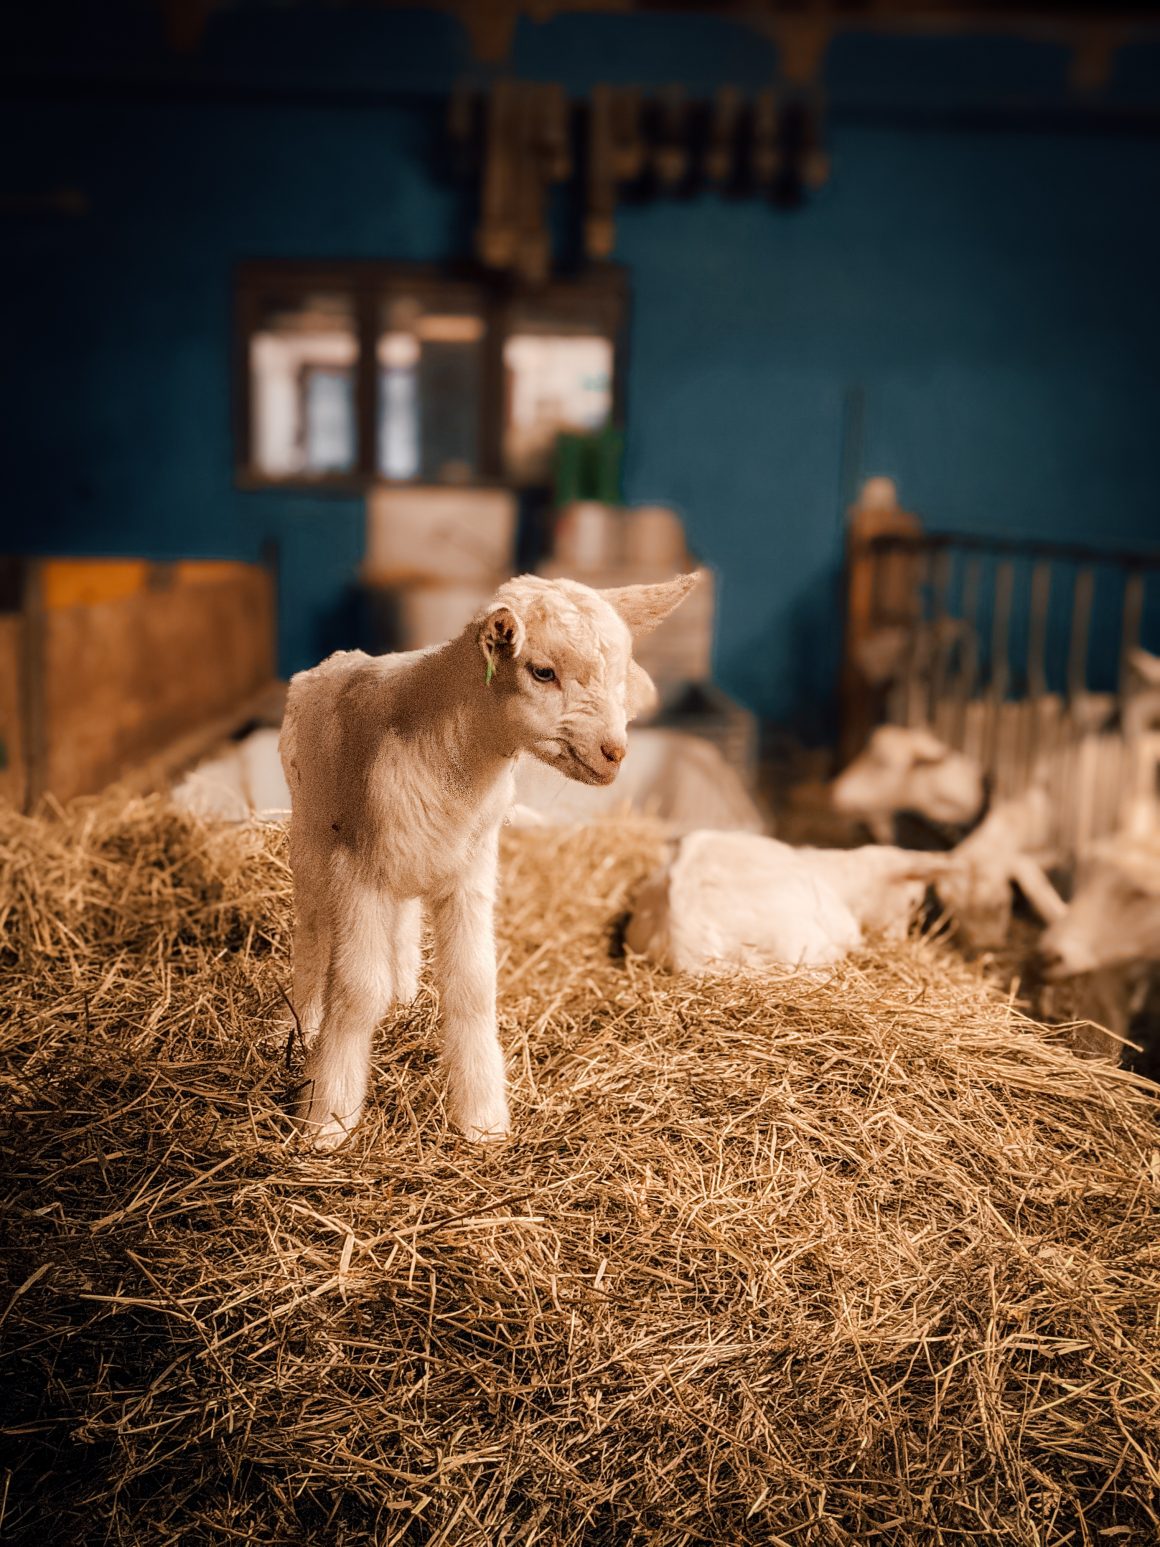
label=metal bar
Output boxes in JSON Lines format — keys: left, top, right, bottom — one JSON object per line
{"left": 994, "top": 560, "right": 1012, "bottom": 697}
{"left": 869, "top": 530, "right": 1160, "bottom": 572}
{"left": 902, "top": 546, "right": 933, "bottom": 728}
{"left": 1027, "top": 561, "right": 1051, "bottom": 702}
{"left": 985, "top": 560, "right": 1014, "bottom": 779}
{"left": 1116, "top": 571, "right": 1148, "bottom": 832}
{"left": 1068, "top": 567, "right": 1095, "bottom": 706}
{"left": 1062, "top": 567, "right": 1097, "bottom": 855}
{"left": 927, "top": 546, "right": 952, "bottom": 728}
{"left": 1023, "top": 560, "right": 1052, "bottom": 790}
{"left": 953, "top": 552, "right": 982, "bottom": 751}
{"left": 1119, "top": 570, "right": 1145, "bottom": 699}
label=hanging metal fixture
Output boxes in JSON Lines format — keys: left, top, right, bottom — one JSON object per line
{"left": 450, "top": 81, "right": 831, "bottom": 283}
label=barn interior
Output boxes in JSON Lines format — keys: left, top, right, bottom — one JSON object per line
{"left": 3, "top": 2, "right": 1160, "bottom": 1542}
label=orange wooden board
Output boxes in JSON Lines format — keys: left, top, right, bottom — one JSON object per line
{"left": 38, "top": 567, "right": 276, "bottom": 803}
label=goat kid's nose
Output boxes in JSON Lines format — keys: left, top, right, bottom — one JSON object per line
{"left": 601, "top": 740, "right": 627, "bottom": 766}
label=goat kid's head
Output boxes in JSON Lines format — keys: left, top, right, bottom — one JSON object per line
{"left": 831, "top": 725, "right": 985, "bottom": 829}
{"left": 476, "top": 571, "right": 701, "bottom": 785}
{"left": 1038, "top": 845, "right": 1160, "bottom": 979}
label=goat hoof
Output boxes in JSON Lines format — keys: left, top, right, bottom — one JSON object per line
{"left": 310, "top": 1120, "right": 353, "bottom": 1152}
{"left": 463, "top": 1123, "right": 510, "bottom": 1144}
{"left": 297, "top": 1106, "right": 358, "bottom": 1151}
{"left": 453, "top": 1099, "right": 511, "bottom": 1143}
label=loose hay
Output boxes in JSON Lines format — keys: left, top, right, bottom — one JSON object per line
{"left": 1, "top": 795, "right": 1158, "bottom": 1546}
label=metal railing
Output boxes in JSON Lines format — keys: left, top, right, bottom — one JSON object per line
{"left": 862, "top": 530, "right": 1160, "bottom": 853}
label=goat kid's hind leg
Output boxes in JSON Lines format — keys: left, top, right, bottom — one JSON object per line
{"left": 287, "top": 828, "right": 329, "bottom": 1045}
{"left": 299, "top": 870, "right": 397, "bottom": 1151}
{"left": 291, "top": 899, "right": 330, "bottom": 1048}
{"left": 430, "top": 848, "right": 509, "bottom": 1142}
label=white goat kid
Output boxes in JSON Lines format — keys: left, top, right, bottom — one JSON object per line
{"left": 280, "top": 571, "right": 700, "bottom": 1149}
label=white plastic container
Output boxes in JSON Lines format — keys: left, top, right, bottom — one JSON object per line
{"left": 624, "top": 505, "right": 687, "bottom": 568}
{"left": 398, "top": 582, "right": 494, "bottom": 651}
{"left": 365, "top": 486, "right": 516, "bottom": 584}
{"left": 554, "top": 501, "right": 621, "bottom": 571}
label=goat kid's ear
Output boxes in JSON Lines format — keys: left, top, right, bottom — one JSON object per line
{"left": 479, "top": 603, "right": 525, "bottom": 667}
{"left": 601, "top": 570, "right": 703, "bottom": 641}
{"left": 626, "top": 659, "right": 658, "bottom": 719}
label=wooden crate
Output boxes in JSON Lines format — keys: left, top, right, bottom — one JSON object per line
{"left": 2, "top": 557, "right": 278, "bottom": 808}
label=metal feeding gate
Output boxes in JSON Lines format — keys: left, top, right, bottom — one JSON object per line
{"left": 850, "top": 531, "right": 1160, "bottom": 859}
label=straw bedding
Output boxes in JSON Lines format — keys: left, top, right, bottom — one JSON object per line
{"left": 1, "top": 796, "right": 1158, "bottom": 1546}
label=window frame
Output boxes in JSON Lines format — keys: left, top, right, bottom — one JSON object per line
{"left": 234, "top": 260, "right": 628, "bottom": 493}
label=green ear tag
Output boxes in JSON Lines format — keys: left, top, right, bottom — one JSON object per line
{"left": 485, "top": 653, "right": 495, "bottom": 686}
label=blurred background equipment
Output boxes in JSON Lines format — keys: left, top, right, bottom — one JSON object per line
{"left": 461, "top": 79, "right": 831, "bottom": 281}
{"left": 837, "top": 480, "right": 1160, "bottom": 860}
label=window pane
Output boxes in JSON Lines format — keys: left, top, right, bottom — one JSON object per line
{"left": 250, "top": 293, "right": 357, "bottom": 476}
{"left": 377, "top": 296, "right": 483, "bottom": 483}
{"left": 503, "top": 330, "right": 614, "bottom": 484}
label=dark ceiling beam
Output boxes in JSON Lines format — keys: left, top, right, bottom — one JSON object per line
{"left": 159, "top": 0, "right": 219, "bottom": 54}
{"left": 143, "top": 0, "right": 1160, "bottom": 79}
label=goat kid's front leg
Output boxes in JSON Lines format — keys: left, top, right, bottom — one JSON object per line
{"left": 390, "top": 897, "right": 422, "bottom": 1006}
{"left": 430, "top": 855, "right": 509, "bottom": 1143}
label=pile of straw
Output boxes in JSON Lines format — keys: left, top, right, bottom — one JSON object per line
{"left": 1, "top": 795, "right": 1158, "bottom": 1545}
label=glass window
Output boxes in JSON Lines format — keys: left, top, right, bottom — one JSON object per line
{"left": 503, "top": 328, "right": 614, "bottom": 484}
{"left": 377, "top": 296, "right": 484, "bottom": 484}
{"left": 249, "top": 293, "right": 357, "bottom": 476}
{"left": 238, "top": 266, "right": 625, "bottom": 489}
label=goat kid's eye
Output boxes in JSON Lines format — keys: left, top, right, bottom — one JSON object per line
{"left": 528, "top": 663, "right": 557, "bottom": 684}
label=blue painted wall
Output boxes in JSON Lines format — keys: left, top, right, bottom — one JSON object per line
{"left": 2, "top": 5, "right": 1158, "bottom": 732}
{"left": 616, "top": 126, "right": 1160, "bottom": 729}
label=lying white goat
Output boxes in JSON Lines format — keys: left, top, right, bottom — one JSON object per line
{"left": 934, "top": 788, "right": 1066, "bottom": 949}
{"left": 280, "top": 570, "right": 699, "bottom": 1148}
{"left": 625, "top": 831, "right": 949, "bottom": 974}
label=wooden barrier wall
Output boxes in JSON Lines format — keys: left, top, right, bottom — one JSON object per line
{"left": 0, "top": 613, "right": 27, "bottom": 809}
{"left": 0, "top": 558, "right": 277, "bottom": 808}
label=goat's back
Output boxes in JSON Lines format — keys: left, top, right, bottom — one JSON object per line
{"left": 280, "top": 647, "right": 431, "bottom": 819}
